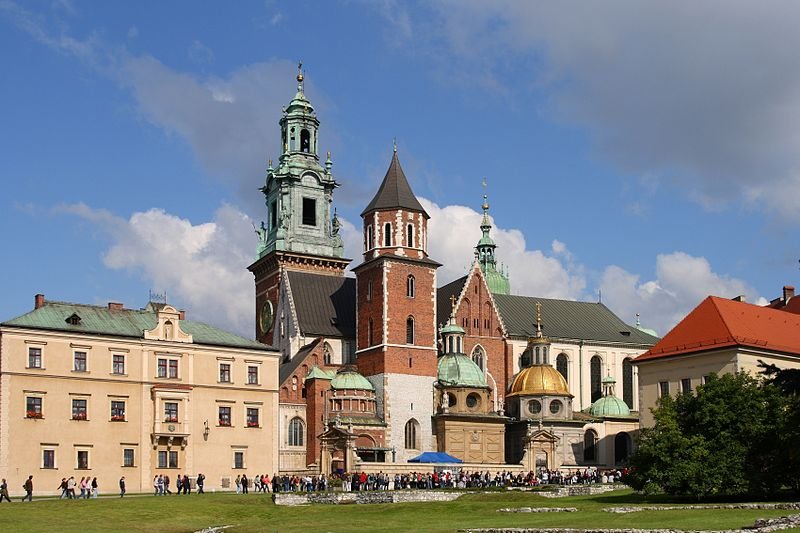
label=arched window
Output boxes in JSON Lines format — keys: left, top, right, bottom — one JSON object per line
{"left": 366, "top": 279, "right": 373, "bottom": 302}
{"left": 407, "top": 275, "right": 415, "bottom": 298}
{"left": 366, "top": 225, "right": 374, "bottom": 251}
{"left": 622, "top": 358, "right": 634, "bottom": 409}
{"left": 323, "top": 342, "right": 333, "bottom": 365}
{"left": 590, "top": 355, "right": 603, "bottom": 402}
{"left": 404, "top": 419, "right": 419, "bottom": 449}
{"left": 556, "top": 353, "right": 568, "bottom": 383}
{"left": 384, "top": 223, "right": 392, "bottom": 247}
{"left": 471, "top": 345, "right": 485, "bottom": 371}
{"left": 368, "top": 319, "right": 374, "bottom": 346}
{"left": 406, "top": 316, "right": 414, "bottom": 345}
{"left": 288, "top": 417, "right": 304, "bottom": 447}
{"left": 406, "top": 223, "right": 414, "bottom": 247}
{"left": 583, "top": 429, "right": 598, "bottom": 462}
{"left": 300, "top": 129, "right": 310, "bottom": 152}
{"left": 289, "top": 127, "right": 296, "bottom": 151}
{"left": 614, "top": 432, "right": 631, "bottom": 465}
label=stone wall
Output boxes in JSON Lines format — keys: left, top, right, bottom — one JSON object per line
{"left": 273, "top": 490, "right": 464, "bottom": 506}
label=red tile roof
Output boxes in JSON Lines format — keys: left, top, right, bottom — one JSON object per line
{"left": 634, "top": 296, "right": 800, "bottom": 363}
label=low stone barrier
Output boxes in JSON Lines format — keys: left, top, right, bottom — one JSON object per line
{"left": 604, "top": 503, "right": 800, "bottom": 513}
{"left": 497, "top": 507, "right": 578, "bottom": 513}
{"left": 537, "top": 485, "right": 622, "bottom": 498}
{"left": 273, "top": 490, "right": 465, "bottom": 506}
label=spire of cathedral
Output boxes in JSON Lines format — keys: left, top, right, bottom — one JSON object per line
{"left": 475, "top": 183, "right": 510, "bottom": 295}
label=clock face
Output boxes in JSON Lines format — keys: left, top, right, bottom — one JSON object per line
{"left": 259, "top": 300, "right": 274, "bottom": 334}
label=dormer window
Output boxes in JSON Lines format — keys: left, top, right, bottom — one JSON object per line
{"left": 66, "top": 313, "right": 81, "bottom": 326}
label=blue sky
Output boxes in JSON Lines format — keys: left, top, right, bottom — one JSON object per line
{"left": 2, "top": 1, "right": 798, "bottom": 337}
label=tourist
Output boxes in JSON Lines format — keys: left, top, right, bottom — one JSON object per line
{"left": 196, "top": 473, "right": 205, "bottom": 494}
{"left": 0, "top": 479, "right": 10, "bottom": 503}
{"left": 91, "top": 477, "right": 98, "bottom": 498}
{"left": 153, "top": 475, "right": 159, "bottom": 495}
{"left": 119, "top": 476, "right": 126, "bottom": 498}
{"left": 254, "top": 474, "right": 261, "bottom": 493}
{"left": 57, "top": 478, "right": 67, "bottom": 499}
{"left": 164, "top": 474, "right": 172, "bottom": 495}
{"left": 21, "top": 475, "right": 33, "bottom": 502}
{"left": 182, "top": 474, "right": 190, "bottom": 494}
{"left": 235, "top": 475, "right": 241, "bottom": 494}
{"left": 242, "top": 473, "right": 249, "bottom": 494}
{"left": 67, "top": 476, "right": 76, "bottom": 499}
{"left": 176, "top": 474, "right": 182, "bottom": 495}
{"left": 79, "top": 476, "right": 86, "bottom": 499}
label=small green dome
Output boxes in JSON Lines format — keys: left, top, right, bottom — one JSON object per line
{"left": 438, "top": 354, "right": 487, "bottom": 387}
{"left": 440, "top": 321, "right": 464, "bottom": 336}
{"left": 331, "top": 368, "right": 374, "bottom": 391}
{"left": 484, "top": 267, "right": 511, "bottom": 295}
{"left": 589, "top": 395, "right": 631, "bottom": 417}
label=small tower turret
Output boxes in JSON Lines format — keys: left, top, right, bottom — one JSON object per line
{"left": 474, "top": 186, "right": 510, "bottom": 295}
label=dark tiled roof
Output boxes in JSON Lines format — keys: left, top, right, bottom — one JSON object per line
{"left": 437, "top": 276, "right": 467, "bottom": 327}
{"left": 2, "top": 301, "right": 272, "bottom": 351}
{"left": 279, "top": 339, "right": 321, "bottom": 385}
{"left": 361, "top": 152, "right": 428, "bottom": 217}
{"left": 492, "top": 294, "right": 659, "bottom": 346}
{"left": 287, "top": 271, "right": 356, "bottom": 338}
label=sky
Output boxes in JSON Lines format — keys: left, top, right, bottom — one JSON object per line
{"left": 1, "top": 1, "right": 799, "bottom": 339}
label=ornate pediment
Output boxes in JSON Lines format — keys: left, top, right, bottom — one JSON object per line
{"left": 144, "top": 305, "right": 192, "bottom": 343}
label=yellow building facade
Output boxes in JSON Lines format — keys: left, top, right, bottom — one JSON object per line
{"left": 0, "top": 296, "right": 280, "bottom": 495}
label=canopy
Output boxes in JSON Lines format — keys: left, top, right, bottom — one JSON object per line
{"left": 407, "top": 452, "right": 463, "bottom": 464}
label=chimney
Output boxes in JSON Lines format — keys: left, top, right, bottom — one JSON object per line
{"left": 732, "top": 295, "right": 746, "bottom": 303}
{"left": 34, "top": 294, "right": 45, "bottom": 309}
{"left": 108, "top": 302, "right": 124, "bottom": 311}
{"left": 179, "top": 310, "right": 185, "bottom": 320}
{"left": 783, "top": 285, "right": 795, "bottom": 303}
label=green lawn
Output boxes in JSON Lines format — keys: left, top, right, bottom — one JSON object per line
{"left": 0, "top": 489, "right": 798, "bottom": 532}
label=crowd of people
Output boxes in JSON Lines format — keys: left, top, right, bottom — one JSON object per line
{"left": 151, "top": 473, "right": 206, "bottom": 495}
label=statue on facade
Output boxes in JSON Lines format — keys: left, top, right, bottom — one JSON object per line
{"left": 253, "top": 221, "right": 268, "bottom": 256}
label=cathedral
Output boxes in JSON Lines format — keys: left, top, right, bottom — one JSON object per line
{"left": 248, "top": 69, "right": 658, "bottom": 474}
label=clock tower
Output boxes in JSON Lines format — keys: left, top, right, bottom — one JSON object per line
{"left": 248, "top": 66, "right": 349, "bottom": 346}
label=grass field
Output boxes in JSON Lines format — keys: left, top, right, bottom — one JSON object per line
{"left": 0, "top": 489, "right": 799, "bottom": 532}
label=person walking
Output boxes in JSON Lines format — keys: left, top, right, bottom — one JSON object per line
{"left": 57, "top": 478, "right": 67, "bottom": 499}
{"left": 153, "top": 475, "right": 159, "bottom": 496}
{"left": 79, "top": 476, "right": 86, "bottom": 499}
{"left": 164, "top": 475, "right": 172, "bottom": 495}
{"left": 196, "top": 473, "right": 204, "bottom": 494}
{"left": 21, "top": 475, "right": 33, "bottom": 502}
{"left": 91, "top": 477, "right": 98, "bottom": 498}
{"left": 119, "top": 476, "right": 126, "bottom": 498}
{"left": 175, "top": 475, "right": 182, "bottom": 495}
{"left": 67, "top": 476, "right": 76, "bottom": 499}
{"left": 0, "top": 479, "right": 10, "bottom": 503}
{"left": 235, "top": 475, "right": 241, "bottom": 494}
{"left": 182, "top": 474, "right": 190, "bottom": 494}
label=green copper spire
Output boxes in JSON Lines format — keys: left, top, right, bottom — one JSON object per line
{"left": 475, "top": 184, "right": 510, "bottom": 295}
{"left": 256, "top": 65, "right": 344, "bottom": 260}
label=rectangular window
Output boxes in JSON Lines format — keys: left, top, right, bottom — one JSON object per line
{"left": 270, "top": 200, "right": 277, "bottom": 230}
{"left": 219, "top": 363, "right": 231, "bottom": 383}
{"left": 72, "top": 399, "right": 87, "bottom": 420}
{"left": 26, "top": 397, "right": 42, "bottom": 418}
{"left": 157, "top": 450, "right": 178, "bottom": 468}
{"left": 28, "top": 347, "right": 42, "bottom": 368}
{"left": 246, "top": 408, "right": 259, "bottom": 428}
{"left": 169, "top": 360, "right": 178, "bottom": 379}
{"left": 157, "top": 358, "right": 167, "bottom": 378}
{"left": 111, "top": 401, "right": 126, "bottom": 422}
{"left": 681, "top": 378, "right": 692, "bottom": 394}
{"left": 123, "top": 448, "right": 134, "bottom": 467}
{"left": 164, "top": 402, "right": 178, "bottom": 423}
{"left": 302, "top": 197, "right": 316, "bottom": 226}
{"left": 74, "top": 351, "right": 87, "bottom": 372}
{"left": 247, "top": 365, "right": 258, "bottom": 385}
{"left": 77, "top": 450, "right": 89, "bottom": 470}
{"left": 219, "top": 406, "right": 231, "bottom": 426}
{"left": 158, "top": 358, "right": 178, "bottom": 378}
{"left": 659, "top": 381, "right": 670, "bottom": 398}
{"left": 702, "top": 374, "right": 711, "bottom": 385}
{"left": 112, "top": 354, "right": 125, "bottom": 375}
{"left": 234, "top": 451, "right": 244, "bottom": 469}
{"left": 43, "top": 449, "right": 55, "bottom": 469}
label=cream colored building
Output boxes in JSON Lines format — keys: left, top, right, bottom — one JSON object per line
{"left": 634, "top": 295, "right": 800, "bottom": 427}
{"left": 0, "top": 295, "right": 280, "bottom": 495}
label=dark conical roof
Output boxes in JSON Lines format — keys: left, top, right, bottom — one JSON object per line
{"left": 361, "top": 152, "right": 428, "bottom": 217}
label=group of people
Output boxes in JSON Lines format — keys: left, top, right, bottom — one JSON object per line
{"left": 534, "top": 467, "right": 627, "bottom": 485}
{"left": 234, "top": 474, "right": 273, "bottom": 494}
{"left": 152, "top": 473, "right": 205, "bottom": 495}
{"left": 57, "top": 476, "right": 99, "bottom": 499}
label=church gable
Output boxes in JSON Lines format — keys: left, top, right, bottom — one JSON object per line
{"left": 453, "top": 263, "right": 506, "bottom": 339}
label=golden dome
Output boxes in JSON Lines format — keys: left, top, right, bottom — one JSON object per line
{"left": 508, "top": 365, "right": 571, "bottom": 397}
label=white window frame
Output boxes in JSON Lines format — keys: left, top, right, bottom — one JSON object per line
{"left": 41, "top": 445, "right": 57, "bottom": 469}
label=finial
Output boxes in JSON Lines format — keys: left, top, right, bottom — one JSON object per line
{"left": 536, "top": 302, "right": 542, "bottom": 332}
{"left": 325, "top": 151, "right": 332, "bottom": 170}
{"left": 635, "top": 313, "right": 641, "bottom": 327}
{"left": 296, "top": 61, "right": 304, "bottom": 91}
{"left": 393, "top": 137, "right": 397, "bottom": 153}
{"left": 450, "top": 294, "right": 457, "bottom": 312}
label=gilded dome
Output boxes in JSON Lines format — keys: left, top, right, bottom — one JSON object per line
{"left": 507, "top": 364, "right": 571, "bottom": 397}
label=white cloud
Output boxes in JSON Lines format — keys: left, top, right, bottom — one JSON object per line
{"left": 599, "top": 251, "right": 765, "bottom": 336}
{"left": 391, "top": 1, "right": 800, "bottom": 220}
{"left": 269, "top": 12, "right": 284, "bottom": 26}
{"left": 63, "top": 203, "right": 258, "bottom": 337}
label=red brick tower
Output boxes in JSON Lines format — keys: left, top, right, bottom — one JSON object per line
{"left": 354, "top": 149, "right": 440, "bottom": 461}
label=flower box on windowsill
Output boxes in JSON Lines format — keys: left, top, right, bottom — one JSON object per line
{"left": 110, "top": 415, "right": 126, "bottom": 422}
{"left": 219, "top": 420, "right": 231, "bottom": 427}
{"left": 72, "top": 413, "right": 87, "bottom": 421}
{"left": 246, "top": 421, "right": 259, "bottom": 428}
{"left": 164, "top": 417, "right": 178, "bottom": 423}
{"left": 26, "top": 411, "right": 43, "bottom": 419}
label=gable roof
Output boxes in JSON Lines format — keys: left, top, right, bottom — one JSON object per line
{"left": 1, "top": 301, "right": 272, "bottom": 351}
{"left": 493, "top": 294, "right": 658, "bottom": 345}
{"left": 635, "top": 296, "right": 800, "bottom": 363}
{"left": 361, "top": 152, "right": 428, "bottom": 217}
{"left": 437, "top": 275, "right": 468, "bottom": 326}
{"left": 286, "top": 271, "right": 355, "bottom": 338}
{"left": 279, "top": 338, "right": 321, "bottom": 385}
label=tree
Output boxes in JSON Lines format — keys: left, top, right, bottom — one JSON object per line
{"left": 627, "top": 372, "right": 783, "bottom": 498}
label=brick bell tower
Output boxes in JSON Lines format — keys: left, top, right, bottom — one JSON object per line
{"left": 354, "top": 147, "right": 440, "bottom": 462}
{"left": 248, "top": 65, "right": 349, "bottom": 347}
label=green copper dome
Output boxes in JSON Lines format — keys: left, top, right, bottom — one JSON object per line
{"left": 484, "top": 267, "right": 511, "bottom": 295}
{"left": 588, "top": 395, "right": 631, "bottom": 417}
{"left": 437, "top": 353, "right": 487, "bottom": 388}
{"left": 330, "top": 367, "right": 374, "bottom": 391}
